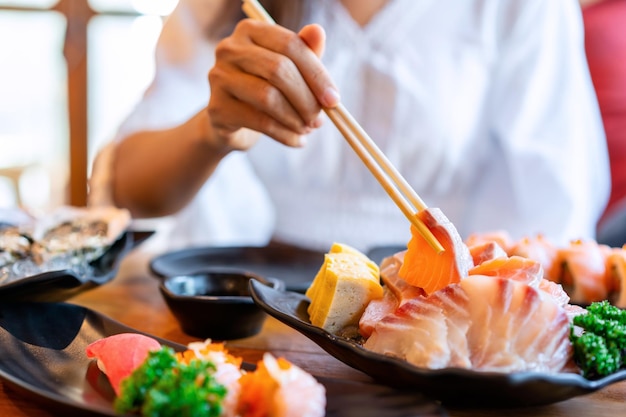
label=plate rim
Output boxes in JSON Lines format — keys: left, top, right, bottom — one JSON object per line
{"left": 148, "top": 244, "right": 326, "bottom": 292}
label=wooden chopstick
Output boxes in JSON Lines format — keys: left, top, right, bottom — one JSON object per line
{"left": 241, "top": 0, "right": 444, "bottom": 254}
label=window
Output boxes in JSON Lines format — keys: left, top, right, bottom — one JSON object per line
{"left": 0, "top": 0, "right": 176, "bottom": 211}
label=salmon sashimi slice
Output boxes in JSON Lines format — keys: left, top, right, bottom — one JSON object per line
{"left": 508, "top": 234, "right": 563, "bottom": 283}
{"left": 398, "top": 208, "right": 473, "bottom": 295}
{"left": 85, "top": 333, "right": 161, "bottom": 395}
{"left": 468, "top": 241, "right": 508, "bottom": 266}
{"left": 460, "top": 275, "right": 571, "bottom": 373}
{"left": 559, "top": 239, "right": 609, "bottom": 304}
{"left": 468, "top": 255, "right": 544, "bottom": 287}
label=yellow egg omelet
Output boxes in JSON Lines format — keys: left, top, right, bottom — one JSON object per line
{"left": 305, "top": 243, "right": 383, "bottom": 335}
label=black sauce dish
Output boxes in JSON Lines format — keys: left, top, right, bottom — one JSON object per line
{"left": 159, "top": 269, "right": 284, "bottom": 340}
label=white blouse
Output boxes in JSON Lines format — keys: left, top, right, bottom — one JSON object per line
{"left": 90, "top": 0, "right": 610, "bottom": 253}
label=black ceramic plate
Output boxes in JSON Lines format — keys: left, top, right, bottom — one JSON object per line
{"left": 150, "top": 242, "right": 325, "bottom": 293}
{"left": 0, "top": 231, "right": 151, "bottom": 302}
{"left": 0, "top": 302, "right": 446, "bottom": 417}
{"left": 249, "top": 280, "right": 626, "bottom": 408}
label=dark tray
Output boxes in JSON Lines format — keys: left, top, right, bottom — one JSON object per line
{"left": 0, "top": 231, "right": 152, "bottom": 302}
{"left": 0, "top": 302, "right": 445, "bottom": 417}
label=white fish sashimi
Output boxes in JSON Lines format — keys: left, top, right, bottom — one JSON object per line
{"left": 359, "top": 288, "right": 399, "bottom": 338}
{"left": 359, "top": 251, "right": 424, "bottom": 338}
{"left": 461, "top": 275, "right": 571, "bottom": 373}
{"left": 364, "top": 275, "right": 572, "bottom": 373}
{"left": 427, "top": 285, "right": 471, "bottom": 368}
{"left": 363, "top": 292, "right": 461, "bottom": 369}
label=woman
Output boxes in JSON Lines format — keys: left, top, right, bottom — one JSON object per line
{"left": 89, "top": 0, "right": 609, "bottom": 253}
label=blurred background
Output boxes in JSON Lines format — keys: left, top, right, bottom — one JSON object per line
{"left": 0, "top": 0, "right": 623, "bottom": 247}
{"left": 0, "top": 0, "right": 178, "bottom": 214}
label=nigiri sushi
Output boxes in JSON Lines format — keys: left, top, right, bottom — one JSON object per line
{"left": 86, "top": 335, "right": 326, "bottom": 417}
{"left": 237, "top": 353, "right": 326, "bottom": 417}
{"left": 508, "top": 234, "right": 562, "bottom": 282}
{"left": 559, "top": 239, "right": 609, "bottom": 304}
{"left": 605, "top": 245, "right": 626, "bottom": 308}
{"left": 177, "top": 340, "right": 244, "bottom": 417}
{"left": 85, "top": 333, "right": 161, "bottom": 395}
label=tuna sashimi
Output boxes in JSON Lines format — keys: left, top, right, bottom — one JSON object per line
{"left": 398, "top": 208, "right": 473, "bottom": 295}
{"left": 85, "top": 333, "right": 161, "bottom": 395}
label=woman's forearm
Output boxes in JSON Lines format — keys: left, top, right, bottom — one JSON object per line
{"left": 111, "top": 109, "right": 230, "bottom": 218}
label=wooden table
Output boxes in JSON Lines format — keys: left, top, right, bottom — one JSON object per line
{"left": 1, "top": 248, "right": 625, "bottom": 416}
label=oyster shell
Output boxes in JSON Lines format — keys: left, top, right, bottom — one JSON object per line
{"left": 0, "top": 226, "right": 33, "bottom": 268}
{"left": 0, "top": 206, "right": 131, "bottom": 283}
{"left": 30, "top": 206, "right": 131, "bottom": 264}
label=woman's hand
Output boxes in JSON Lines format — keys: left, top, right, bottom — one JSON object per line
{"left": 207, "top": 20, "right": 340, "bottom": 151}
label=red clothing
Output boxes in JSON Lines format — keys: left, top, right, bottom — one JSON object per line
{"left": 583, "top": 0, "right": 626, "bottom": 221}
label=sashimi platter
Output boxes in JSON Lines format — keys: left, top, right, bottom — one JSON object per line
{"left": 251, "top": 207, "right": 626, "bottom": 407}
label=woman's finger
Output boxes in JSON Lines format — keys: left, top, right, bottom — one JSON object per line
{"left": 209, "top": 79, "right": 307, "bottom": 148}
{"left": 238, "top": 20, "right": 340, "bottom": 109}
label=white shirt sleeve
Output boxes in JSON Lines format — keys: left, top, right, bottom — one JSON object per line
{"left": 89, "top": 0, "right": 220, "bottom": 207}
{"left": 89, "top": 0, "right": 276, "bottom": 249}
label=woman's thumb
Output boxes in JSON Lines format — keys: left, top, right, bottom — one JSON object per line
{"left": 298, "top": 24, "right": 326, "bottom": 58}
